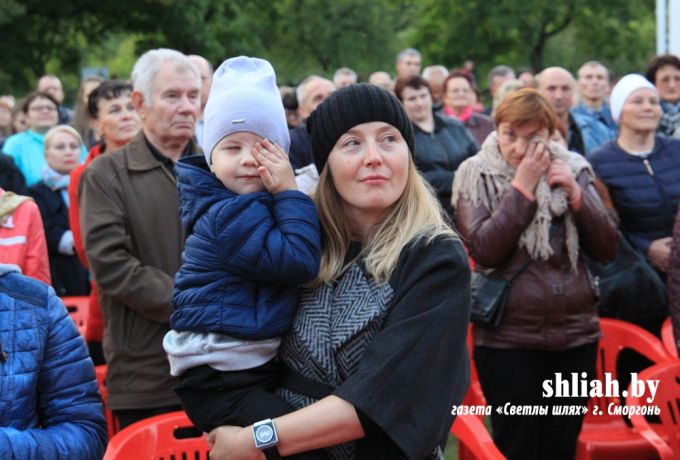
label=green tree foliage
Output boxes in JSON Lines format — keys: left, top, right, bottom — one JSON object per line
{"left": 259, "top": 0, "right": 404, "bottom": 83}
{"left": 0, "top": 0, "right": 656, "bottom": 99}
{"left": 409, "top": 0, "right": 654, "bottom": 88}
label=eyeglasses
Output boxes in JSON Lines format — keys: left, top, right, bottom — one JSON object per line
{"left": 29, "top": 105, "right": 57, "bottom": 112}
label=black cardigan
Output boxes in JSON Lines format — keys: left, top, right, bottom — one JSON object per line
{"left": 280, "top": 235, "right": 471, "bottom": 459}
{"left": 29, "top": 182, "right": 89, "bottom": 296}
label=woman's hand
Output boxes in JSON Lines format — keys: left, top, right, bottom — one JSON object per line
{"left": 252, "top": 138, "right": 297, "bottom": 194}
{"left": 548, "top": 159, "right": 582, "bottom": 204}
{"left": 647, "top": 237, "right": 672, "bottom": 273}
{"left": 514, "top": 139, "right": 550, "bottom": 193}
{"left": 207, "top": 426, "right": 265, "bottom": 460}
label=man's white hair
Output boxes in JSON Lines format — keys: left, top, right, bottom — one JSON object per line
{"left": 396, "top": 48, "right": 421, "bottom": 64}
{"left": 131, "top": 48, "right": 200, "bottom": 107}
{"left": 333, "top": 67, "right": 357, "bottom": 86}
{"left": 422, "top": 65, "right": 449, "bottom": 80}
{"left": 296, "top": 75, "right": 331, "bottom": 106}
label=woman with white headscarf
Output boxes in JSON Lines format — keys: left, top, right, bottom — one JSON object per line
{"left": 588, "top": 74, "right": 680, "bottom": 277}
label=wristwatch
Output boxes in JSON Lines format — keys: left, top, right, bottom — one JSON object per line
{"left": 252, "top": 418, "right": 281, "bottom": 460}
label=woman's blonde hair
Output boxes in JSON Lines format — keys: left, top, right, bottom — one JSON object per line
{"left": 313, "top": 154, "right": 455, "bottom": 285}
{"left": 44, "top": 124, "right": 84, "bottom": 151}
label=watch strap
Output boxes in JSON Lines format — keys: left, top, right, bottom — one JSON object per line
{"left": 262, "top": 446, "right": 282, "bottom": 460}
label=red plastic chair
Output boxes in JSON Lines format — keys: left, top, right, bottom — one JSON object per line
{"left": 61, "top": 295, "right": 89, "bottom": 338}
{"left": 626, "top": 360, "right": 680, "bottom": 460}
{"left": 456, "top": 324, "right": 502, "bottom": 460}
{"left": 575, "top": 318, "right": 674, "bottom": 460}
{"left": 103, "top": 411, "right": 209, "bottom": 460}
{"left": 661, "top": 317, "right": 679, "bottom": 358}
{"left": 451, "top": 414, "right": 506, "bottom": 460}
{"left": 95, "top": 365, "right": 117, "bottom": 441}
{"left": 463, "top": 324, "right": 486, "bottom": 410}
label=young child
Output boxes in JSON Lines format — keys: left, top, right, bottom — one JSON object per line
{"left": 163, "top": 57, "right": 321, "bottom": 435}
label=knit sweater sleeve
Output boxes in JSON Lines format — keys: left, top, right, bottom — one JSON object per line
{"left": 333, "top": 235, "right": 471, "bottom": 460}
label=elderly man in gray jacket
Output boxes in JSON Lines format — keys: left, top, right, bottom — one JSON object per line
{"left": 79, "top": 48, "right": 201, "bottom": 429}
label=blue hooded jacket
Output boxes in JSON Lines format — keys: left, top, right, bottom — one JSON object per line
{"left": 171, "top": 155, "right": 321, "bottom": 339}
{"left": 0, "top": 265, "right": 107, "bottom": 459}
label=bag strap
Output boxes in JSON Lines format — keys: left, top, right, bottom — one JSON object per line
{"left": 493, "top": 218, "right": 561, "bottom": 282}
{"left": 507, "top": 257, "right": 532, "bottom": 282}
{"left": 281, "top": 366, "right": 335, "bottom": 400}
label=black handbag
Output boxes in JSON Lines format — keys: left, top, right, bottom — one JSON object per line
{"left": 585, "top": 229, "right": 668, "bottom": 321}
{"left": 470, "top": 259, "right": 531, "bottom": 328}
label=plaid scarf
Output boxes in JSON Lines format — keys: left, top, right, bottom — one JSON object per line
{"left": 659, "top": 100, "right": 680, "bottom": 136}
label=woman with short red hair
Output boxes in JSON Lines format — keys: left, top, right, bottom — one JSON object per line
{"left": 453, "top": 88, "right": 618, "bottom": 460}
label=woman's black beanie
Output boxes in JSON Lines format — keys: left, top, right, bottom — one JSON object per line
{"left": 306, "top": 83, "right": 414, "bottom": 174}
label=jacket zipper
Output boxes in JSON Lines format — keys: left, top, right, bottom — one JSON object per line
{"left": 641, "top": 154, "right": 673, "bottom": 230}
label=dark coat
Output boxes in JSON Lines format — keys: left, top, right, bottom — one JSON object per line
{"left": 171, "top": 155, "right": 321, "bottom": 339}
{"left": 279, "top": 236, "right": 471, "bottom": 459}
{"left": 412, "top": 113, "right": 478, "bottom": 217}
{"left": 29, "top": 182, "right": 89, "bottom": 297}
{"left": 668, "top": 203, "right": 680, "bottom": 354}
{"left": 463, "top": 112, "right": 494, "bottom": 146}
{"left": 588, "top": 135, "right": 680, "bottom": 255}
{"left": 288, "top": 123, "right": 313, "bottom": 171}
{"left": 0, "top": 152, "right": 28, "bottom": 196}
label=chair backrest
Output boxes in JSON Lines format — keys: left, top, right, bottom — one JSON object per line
{"left": 661, "top": 317, "right": 679, "bottom": 359}
{"left": 586, "top": 318, "right": 672, "bottom": 424}
{"left": 451, "top": 413, "right": 506, "bottom": 460}
{"left": 61, "top": 295, "right": 89, "bottom": 338}
{"left": 104, "top": 411, "right": 209, "bottom": 460}
{"left": 627, "top": 360, "right": 680, "bottom": 460}
{"left": 95, "top": 365, "right": 117, "bottom": 441}
{"left": 464, "top": 324, "right": 487, "bottom": 409}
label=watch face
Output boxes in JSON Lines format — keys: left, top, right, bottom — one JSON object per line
{"left": 255, "top": 424, "right": 274, "bottom": 444}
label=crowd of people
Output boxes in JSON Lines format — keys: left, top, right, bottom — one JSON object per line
{"left": 0, "top": 44, "right": 680, "bottom": 460}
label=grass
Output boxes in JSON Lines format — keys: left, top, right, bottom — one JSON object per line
{"left": 444, "top": 434, "right": 460, "bottom": 460}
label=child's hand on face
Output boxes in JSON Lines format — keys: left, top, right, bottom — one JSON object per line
{"left": 251, "top": 138, "right": 297, "bottom": 194}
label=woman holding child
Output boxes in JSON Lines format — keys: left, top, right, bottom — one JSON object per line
{"left": 204, "top": 81, "right": 471, "bottom": 459}
{"left": 452, "top": 88, "right": 618, "bottom": 460}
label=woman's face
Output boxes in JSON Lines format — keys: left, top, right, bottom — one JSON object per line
{"left": 619, "top": 88, "right": 661, "bottom": 133}
{"left": 444, "top": 77, "right": 473, "bottom": 111}
{"left": 95, "top": 93, "right": 141, "bottom": 148}
{"left": 497, "top": 121, "right": 549, "bottom": 168}
{"left": 655, "top": 64, "right": 680, "bottom": 103}
{"left": 45, "top": 131, "right": 81, "bottom": 175}
{"left": 327, "top": 121, "right": 409, "bottom": 226}
{"left": 26, "top": 96, "right": 58, "bottom": 131}
{"left": 400, "top": 85, "right": 433, "bottom": 124}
